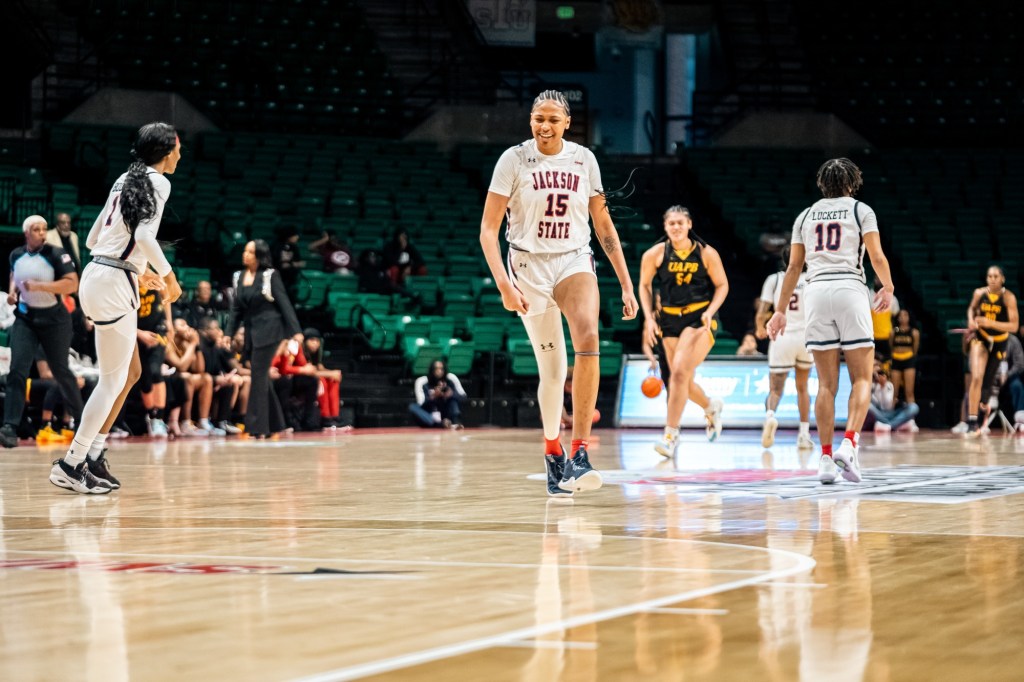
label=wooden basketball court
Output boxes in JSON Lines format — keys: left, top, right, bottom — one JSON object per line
{"left": 1, "top": 427, "right": 1022, "bottom": 680}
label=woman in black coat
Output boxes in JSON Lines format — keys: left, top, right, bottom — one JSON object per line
{"left": 227, "top": 239, "right": 303, "bottom": 438}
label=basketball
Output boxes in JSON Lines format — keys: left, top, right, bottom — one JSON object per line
{"left": 641, "top": 375, "right": 663, "bottom": 398}
{"left": 593, "top": 409, "right": 601, "bottom": 424}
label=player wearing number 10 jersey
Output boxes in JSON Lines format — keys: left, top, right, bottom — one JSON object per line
{"left": 767, "top": 158, "right": 894, "bottom": 486}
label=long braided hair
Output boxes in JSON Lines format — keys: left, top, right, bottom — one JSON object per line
{"left": 815, "top": 157, "right": 863, "bottom": 199}
{"left": 121, "top": 122, "right": 178, "bottom": 233}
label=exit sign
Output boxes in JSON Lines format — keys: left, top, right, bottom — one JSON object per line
{"left": 556, "top": 6, "right": 574, "bottom": 19}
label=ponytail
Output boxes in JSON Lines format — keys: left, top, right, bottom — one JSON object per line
{"left": 121, "top": 122, "right": 178, "bottom": 233}
{"left": 121, "top": 158, "right": 157, "bottom": 232}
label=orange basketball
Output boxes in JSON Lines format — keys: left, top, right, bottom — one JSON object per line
{"left": 641, "top": 375, "right": 663, "bottom": 398}
{"left": 592, "top": 409, "right": 601, "bottom": 424}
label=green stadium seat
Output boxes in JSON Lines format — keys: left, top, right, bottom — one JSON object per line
{"left": 444, "top": 339, "right": 476, "bottom": 375}
{"left": 466, "top": 317, "right": 507, "bottom": 353}
{"left": 403, "top": 337, "right": 446, "bottom": 376}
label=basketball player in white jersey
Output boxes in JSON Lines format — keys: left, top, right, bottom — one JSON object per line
{"left": 49, "top": 122, "right": 183, "bottom": 494}
{"left": 755, "top": 246, "right": 813, "bottom": 449}
{"left": 480, "top": 90, "right": 638, "bottom": 497}
{"left": 767, "top": 158, "right": 893, "bottom": 484}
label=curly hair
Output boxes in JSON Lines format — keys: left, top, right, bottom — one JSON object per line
{"left": 815, "top": 158, "right": 863, "bottom": 199}
{"left": 121, "top": 122, "right": 177, "bottom": 232}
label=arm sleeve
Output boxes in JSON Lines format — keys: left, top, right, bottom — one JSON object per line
{"left": 487, "top": 147, "right": 520, "bottom": 197}
{"left": 858, "top": 204, "right": 879, "bottom": 235}
{"left": 413, "top": 376, "right": 428, "bottom": 405}
{"left": 447, "top": 373, "right": 466, "bottom": 398}
{"left": 134, "top": 175, "right": 174, "bottom": 276}
{"left": 759, "top": 274, "right": 777, "bottom": 304}
{"left": 270, "top": 270, "right": 302, "bottom": 337}
{"left": 46, "top": 247, "right": 77, "bottom": 279}
{"left": 791, "top": 209, "right": 809, "bottom": 245}
{"left": 226, "top": 276, "right": 243, "bottom": 337}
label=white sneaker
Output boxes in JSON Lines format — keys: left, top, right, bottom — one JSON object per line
{"left": 874, "top": 421, "right": 892, "bottom": 433}
{"left": 705, "top": 399, "right": 724, "bottom": 442}
{"left": 180, "top": 421, "right": 209, "bottom": 438}
{"left": 149, "top": 418, "right": 169, "bottom": 438}
{"left": 833, "top": 438, "right": 862, "bottom": 483}
{"left": 897, "top": 419, "right": 920, "bottom": 433}
{"left": 761, "top": 415, "right": 778, "bottom": 448}
{"left": 951, "top": 421, "right": 969, "bottom": 434}
{"left": 654, "top": 434, "right": 678, "bottom": 458}
{"left": 817, "top": 455, "right": 840, "bottom": 484}
{"left": 218, "top": 421, "right": 243, "bottom": 435}
{"left": 199, "top": 419, "right": 227, "bottom": 436}
{"left": 797, "top": 433, "right": 815, "bottom": 450}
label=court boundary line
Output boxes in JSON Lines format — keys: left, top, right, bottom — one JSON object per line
{"left": 285, "top": 542, "right": 815, "bottom": 682}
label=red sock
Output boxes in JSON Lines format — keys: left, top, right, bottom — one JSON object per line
{"left": 570, "top": 439, "right": 588, "bottom": 456}
{"left": 844, "top": 430, "right": 858, "bottom": 448}
{"left": 822, "top": 444, "right": 833, "bottom": 457}
{"left": 544, "top": 438, "right": 563, "bottom": 456}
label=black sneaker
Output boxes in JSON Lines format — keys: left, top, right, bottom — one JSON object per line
{"left": 545, "top": 447, "right": 573, "bottom": 498}
{"left": 88, "top": 451, "right": 121, "bottom": 490}
{"left": 49, "top": 459, "right": 113, "bottom": 495}
{"left": 558, "top": 446, "right": 603, "bottom": 493}
{"left": 0, "top": 424, "right": 18, "bottom": 448}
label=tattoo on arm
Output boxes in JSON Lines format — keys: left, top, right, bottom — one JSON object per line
{"left": 601, "top": 235, "right": 619, "bottom": 256}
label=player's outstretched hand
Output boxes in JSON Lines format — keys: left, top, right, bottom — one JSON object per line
{"left": 766, "top": 311, "right": 787, "bottom": 341}
{"left": 621, "top": 290, "right": 639, "bottom": 320}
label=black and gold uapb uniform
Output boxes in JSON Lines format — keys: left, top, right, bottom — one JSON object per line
{"left": 974, "top": 288, "right": 1010, "bottom": 359}
{"left": 656, "top": 240, "right": 719, "bottom": 340}
{"left": 137, "top": 286, "right": 167, "bottom": 393}
{"left": 891, "top": 325, "right": 916, "bottom": 370}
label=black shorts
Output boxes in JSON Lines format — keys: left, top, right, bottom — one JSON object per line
{"left": 972, "top": 332, "right": 1008, "bottom": 361}
{"left": 874, "top": 338, "right": 892, "bottom": 361}
{"left": 137, "top": 339, "right": 166, "bottom": 392}
{"left": 891, "top": 355, "right": 916, "bottom": 371}
{"left": 659, "top": 308, "right": 720, "bottom": 341}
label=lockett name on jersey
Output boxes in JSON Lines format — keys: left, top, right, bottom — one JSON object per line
{"left": 531, "top": 170, "right": 581, "bottom": 192}
{"left": 809, "top": 209, "right": 850, "bottom": 221}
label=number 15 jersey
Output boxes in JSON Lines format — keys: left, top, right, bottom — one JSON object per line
{"left": 488, "top": 139, "right": 602, "bottom": 254}
{"left": 791, "top": 196, "right": 878, "bottom": 284}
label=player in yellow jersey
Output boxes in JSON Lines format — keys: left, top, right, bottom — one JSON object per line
{"left": 965, "top": 265, "right": 1019, "bottom": 435}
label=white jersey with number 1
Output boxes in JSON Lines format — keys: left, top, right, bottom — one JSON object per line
{"left": 761, "top": 271, "right": 808, "bottom": 332}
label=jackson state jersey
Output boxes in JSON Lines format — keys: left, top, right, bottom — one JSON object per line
{"left": 488, "top": 139, "right": 602, "bottom": 254}
{"left": 86, "top": 168, "right": 174, "bottom": 277}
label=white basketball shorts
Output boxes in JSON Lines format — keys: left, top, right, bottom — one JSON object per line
{"left": 79, "top": 261, "right": 140, "bottom": 324}
{"left": 506, "top": 246, "right": 596, "bottom": 318}
{"left": 803, "top": 279, "right": 875, "bottom": 352}
{"left": 768, "top": 329, "right": 813, "bottom": 373}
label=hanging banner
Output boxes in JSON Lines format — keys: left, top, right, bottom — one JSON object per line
{"left": 466, "top": 0, "right": 537, "bottom": 47}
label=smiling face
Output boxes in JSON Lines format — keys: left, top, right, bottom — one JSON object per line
{"left": 663, "top": 211, "right": 692, "bottom": 245}
{"left": 530, "top": 101, "right": 570, "bottom": 155}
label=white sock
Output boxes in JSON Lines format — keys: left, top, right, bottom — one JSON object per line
{"left": 65, "top": 439, "right": 89, "bottom": 467}
{"left": 800, "top": 422, "right": 810, "bottom": 435}
{"left": 766, "top": 409, "right": 775, "bottom": 419}
{"left": 88, "top": 433, "right": 109, "bottom": 461}
{"left": 663, "top": 426, "right": 679, "bottom": 440}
